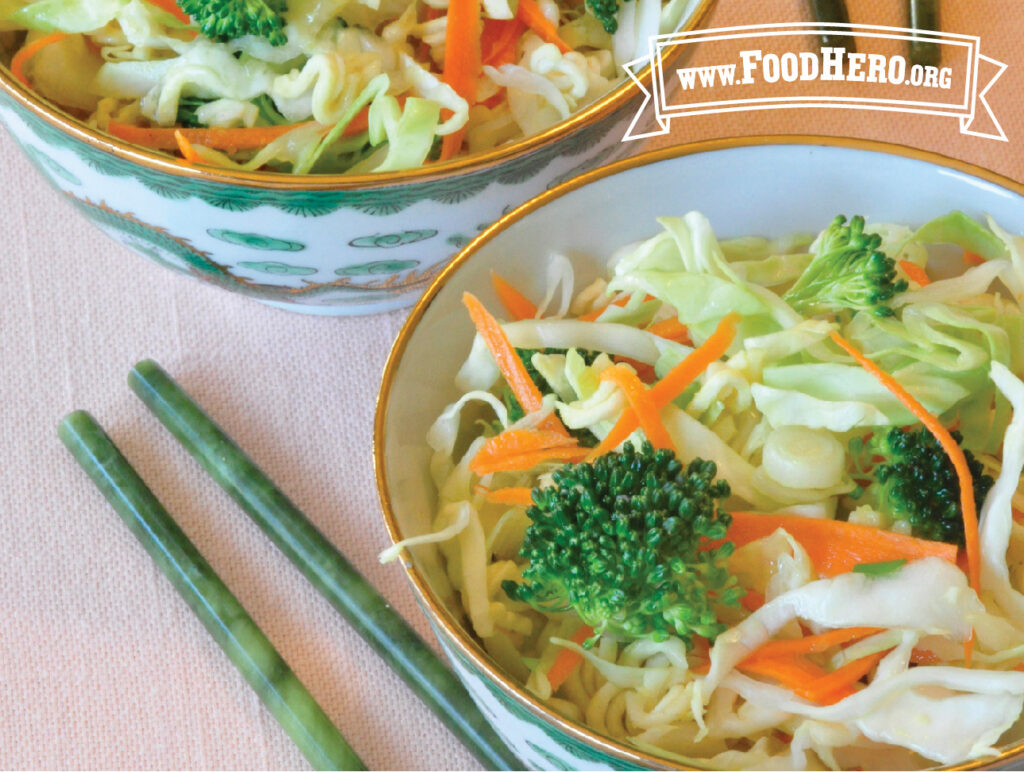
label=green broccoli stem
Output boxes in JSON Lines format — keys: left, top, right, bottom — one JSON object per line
{"left": 783, "top": 215, "right": 908, "bottom": 318}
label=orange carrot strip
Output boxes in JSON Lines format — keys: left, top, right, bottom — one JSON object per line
{"left": 589, "top": 312, "right": 739, "bottom": 458}
{"left": 482, "top": 18, "right": 525, "bottom": 66}
{"left": 146, "top": 0, "right": 192, "bottom": 23}
{"left": 964, "top": 250, "right": 986, "bottom": 266}
{"left": 738, "top": 655, "right": 830, "bottom": 693}
{"left": 173, "top": 130, "right": 200, "bottom": 163}
{"left": 599, "top": 364, "right": 674, "bottom": 450}
{"left": 439, "top": 0, "right": 482, "bottom": 160}
{"left": 802, "top": 649, "right": 890, "bottom": 705}
{"left": 722, "top": 511, "right": 958, "bottom": 577}
{"left": 471, "top": 429, "right": 583, "bottom": 475}
{"left": 491, "top": 272, "right": 538, "bottom": 321}
{"left": 107, "top": 120, "right": 320, "bottom": 152}
{"left": 547, "top": 625, "right": 595, "bottom": 691}
{"left": 743, "top": 627, "right": 883, "bottom": 662}
{"left": 829, "top": 332, "right": 979, "bottom": 598}
{"left": 463, "top": 292, "right": 546, "bottom": 413}
{"left": 483, "top": 486, "right": 535, "bottom": 507}
{"left": 899, "top": 260, "right": 931, "bottom": 286}
{"left": 647, "top": 317, "right": 691, "bottom": 344}
{"left": 516, "top": 0, "right": 572, "bottom": 53}
{"left": 834, "top": 333, "right": 979, "bottom": 576}
{"left": 10, "top": 33, "right": 68, "bottom": 87}
{"left": 739, "top": 588, "right": 765, "bottom": 612}
{"left": 472, "top": 446, "right": 589, "bottom": 475}
{"left": 612, "top": 356, "right": 657, "bottom": 384}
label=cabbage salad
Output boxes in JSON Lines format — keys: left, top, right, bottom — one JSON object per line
{"left": 382, "top": 210, "right": 1024, "bottom": 769}
{"left": 1, "top": 0, "right": 689, "bottom": 173}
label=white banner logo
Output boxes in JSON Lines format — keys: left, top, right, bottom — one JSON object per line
{"left": 624, "top": 22, "right": 1007, "bottom": 142}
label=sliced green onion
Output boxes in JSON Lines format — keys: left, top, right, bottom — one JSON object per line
{"left": 127, "top": 360, "right": 522, "bottom": 771}
{"left": 57, "top": 410, "right": 365, "bottom": 771}
{"left": 852, "top": 558, "right": 908, "bottom": 577}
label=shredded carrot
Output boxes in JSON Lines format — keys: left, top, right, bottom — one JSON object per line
{"left": 146, "top": 0, "right": 192, "bottom": 23}
{"left": 108, "top": 120, "right": 319, "bottom": 153}
{"left": 599, "top": 364, "right": 674, "bottom": 450}
{"left": 483, "top": 486, "right": 535, "bottom": 507}
{"left": 899, "top": 260, "right": 931, "bottom": 286}
{"left": 612, "top": 356, "right": 657, "bottom": 384}
{"left": 463, "top": 292, "right": 546, "bottom": 413}
{"left": 547, "top": 625, "right": 595, "bottom": 691}
{"left": 647, "top": 317, "right": 691, "bottom": 344}
{"left": 173, "top": 130, "right": 200, "bottom": 163}
{"left": 588, "top": 312, "right": 739, "bottom": 458}
{"left": 743, "top": 627, "right": 883, "bottom": 662}
{"left": 721, "top": 511, "right": 958, "bottom": 577}
{"left": 803, "top": 649, "right": 890, "bottom": 704}
{"left": 829, "top": 333, "right": 979, "bottom": 591}
{"left": 739, "top": 588, "right": 765, "bottom": 612}
{"left": 482, "top": 18, "right": 525, "bottom": 66}
{"left": 9, "top": 32, "right": 68, "bottom": 87}
{"left": 831, "top": 331, "right": 979, "bottom": 664}
{"left": 515, "top": 0, "right": 572, "bottom": 54}
{"left": 964, "top": 250, "right": 986, "bottom": 266}
{"left": 439, "top": 0, "right": 482, "bottom": 160}
{"left": 491, "top": 272, "right": 538, "bottom": 321}
{"left": 470, "top": 429, "right": 584, "bottom": 475}
{"left": 739, "top": 653, "right": 828, "bottom": 684}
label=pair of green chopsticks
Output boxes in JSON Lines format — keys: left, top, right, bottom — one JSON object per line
{"left": 808, "top": 0, "right": 940, "bottom": 66}
{"left": 58, "top": 360, "right": 521, "bottom": 771}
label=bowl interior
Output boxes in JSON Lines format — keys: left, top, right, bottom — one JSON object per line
{"left": 377, "top": 138, "right": 1024, "bottom": 766}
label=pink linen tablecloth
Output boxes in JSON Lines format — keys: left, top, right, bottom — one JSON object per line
{"left": 1, "top": 1, "right": 1021, "bottom": 769}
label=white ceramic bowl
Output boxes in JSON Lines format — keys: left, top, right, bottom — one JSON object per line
{"left": 375, "top": 137, "right": 1024, "bottom": 770}
{"left": 0, "top": 5, "right": 713, "bottom": 316}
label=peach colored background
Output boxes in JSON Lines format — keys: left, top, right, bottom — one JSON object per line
{"left": 0, "top": 1, "right": 1020, "bottom": 770}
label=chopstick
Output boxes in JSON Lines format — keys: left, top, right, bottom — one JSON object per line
{"left": 127, "top": 359, "right": 523, "bottom": 772}
{"left": 57, "top": 410, "right": 366, "bottom": 772}
{"left": 807, "top": 0, "right": 855, "bottom": 52}
{"left": 908, "top": 0, "right": 940, "bottom": 66}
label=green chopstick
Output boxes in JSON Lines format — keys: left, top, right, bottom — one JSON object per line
{"left": 807, "top": 0, "right": 855, "bottom": 52}
{"left": 127, "top": 359, "right": 522, "bottom": 772}
{"left": 908, "top": 0, "right": 940, "bottom": 66}
{"left": 57, "top": 410, "right": 365, "bottom": 771}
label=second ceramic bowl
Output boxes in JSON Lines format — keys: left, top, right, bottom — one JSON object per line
{"left": 0, "top": 2, "right": 712, "bottom": 316}
{"left": 375, "top": 136, "right": 1024, "bottom": 770}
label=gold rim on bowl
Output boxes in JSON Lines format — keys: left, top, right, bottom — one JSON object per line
{"left": 0, "top": 0, "right": 715, "bottom": 189}
{"left": 374, "top": 134, "right": 1024, "bottom": 770}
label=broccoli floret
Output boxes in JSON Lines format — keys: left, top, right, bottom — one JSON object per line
{"left": 177, "top": 0, "right": 288, "bottom": 45}
{"left": 783, "top": 215, "right": 908, "bottom": 318}
{"left": 869, "top": 427, "right": 994, "bottom": 546}
{"left": 586, "top": 0, "right": 632, "bottom": 34}
{"left": 502, "top": 443, "right": 741, "bottom": 647}
{"left": 503, "top": 348, "right": 599, "bottom": 447}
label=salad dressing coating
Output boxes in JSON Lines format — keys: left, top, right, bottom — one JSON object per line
{"left": 2, "top": 0, "right": 685, "bottom": 172}
{"left": 384, "top": 210, "right": 1024, "bottom": 769}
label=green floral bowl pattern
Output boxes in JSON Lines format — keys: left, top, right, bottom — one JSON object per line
{"left": 375, "top": 138, "right": 1024, "bottom": 769}
{"left": 0, "top": 90, "right": 640, "bottom": 315}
